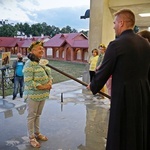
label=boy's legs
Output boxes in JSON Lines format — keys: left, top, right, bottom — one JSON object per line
{"left": 12, "top": 77, "right": 19, "bottom": 100}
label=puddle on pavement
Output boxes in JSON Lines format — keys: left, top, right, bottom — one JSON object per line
{"left": 0, "top": 99, "right": 15, "bottom": 109}
{"left": 0, "top": 89, "right": 110, "bottom": 150}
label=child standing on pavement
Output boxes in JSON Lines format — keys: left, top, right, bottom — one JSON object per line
{"left": 89, "top": 48, "right": 99, "bottom": 82}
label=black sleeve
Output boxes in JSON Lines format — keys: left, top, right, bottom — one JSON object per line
{"left": 90, "top": 41, "right": 117, "bottom": 95}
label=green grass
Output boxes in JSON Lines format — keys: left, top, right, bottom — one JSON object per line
{"left": 48, "top": 60, "right": 86, "bottom": 83}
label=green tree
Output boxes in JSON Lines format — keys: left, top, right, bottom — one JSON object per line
{"left": 0, "top": 24, "right": 17, "bottom": 36}
{"left": 0, "top": 22, "right": 83, "bottom": 37}
{"left": 41, "top": 22, "right": 48, "bottom": 35}
{"left": 23, "top": 23, "right": 31, "bottom": 36}
{"left": 14, "top": 23, "right": 25, "bottom": 35}
{"left": 60, "top": 26, "right": 78, "bottom": 33}
{"left": 30, "top": 23, "right": 43, "bottom": 36}
{"left": 72, "top": 28, "right": 78, "bottom": 33}
{"left": 45, "top": 25, "right": 52, "bottom": 36}
{"left": 50, "top": 25, "right": 60, "bottom": 37}
{"left": 80, "top": 30, "right": 88, "bottom": 37}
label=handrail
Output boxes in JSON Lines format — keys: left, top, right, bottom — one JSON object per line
{"left": 46, "top": 64, "right": 111, "bottom": 99}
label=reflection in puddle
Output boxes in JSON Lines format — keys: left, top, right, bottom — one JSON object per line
{"left": 0, "top": 99, "right": 15, "bottom": 109}
{"left": 79, "top": 104, "right": 109, "bottom": 150}
{"left": 46, "top": 89, "right": 109, "bottom": 150}
{"left": 0, "top": 102, "right": 26, "bottom": 119}
{"left": 4, "top": 109, "right": 13, "bottom": 118}
{"left": 0, "top": 89, "right": 110, "bottom": 150}
{"left": 16, "top": 104, "right": 26, "bottom": 115}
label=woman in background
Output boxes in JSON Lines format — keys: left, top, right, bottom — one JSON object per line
{"left": 89, "top": 48, "right": 99, "bottom": 82}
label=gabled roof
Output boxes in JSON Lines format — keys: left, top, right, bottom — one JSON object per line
{"left": 44, "top": 34, "right": 65, "bottom": 47}
{"left": 9, "top": 38, "right": 22, "bottom": 47}
{"left": 0, "top": 34, "right": 88, "bottom": 49}
{"left": 44, "top": 33, "right": 88, "bottom": 48}
{"left": 72, "top": 40, "right": 88, "bottom": 48}
{"left": 0, "top": 37, "right": 18, "bottom": 47}
{"left": 0, "top": 36, "right": 50, "bottom": 48}
{"left": 17, "top": 39, "right": 32, "bottom": 48}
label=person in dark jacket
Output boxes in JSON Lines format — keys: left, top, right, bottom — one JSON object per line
{"left": 87, "top": 9, "right": 150, "bottom": 150}
{"left": 137, "top": 30, "right": 150, "bottom": 43}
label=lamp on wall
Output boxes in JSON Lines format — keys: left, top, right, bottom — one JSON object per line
{"left": 80, "top": 9, "right": 90, "bottom": 19}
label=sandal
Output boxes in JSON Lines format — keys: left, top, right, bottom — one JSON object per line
{"left": 30, "top": 137, "right": 40, "bottom": 148}
{"left": 35, "top": 133, "right": 48, "bottom": 141}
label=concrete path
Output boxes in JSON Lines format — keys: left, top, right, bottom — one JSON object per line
{"left": 0, "top": 78, "right": 110, "bottom": 150}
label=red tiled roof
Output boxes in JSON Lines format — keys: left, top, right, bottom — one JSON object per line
{"left": 17, "top": 39, "right": 32, "bottom": 48}
{"left": 0, "top": 34, "right": 88, "bottom": 49}
{"left": 44, "top": 33, "right": 88, "bottom": 48}
{"left": 9, "top": 38, "right": 21, "bottom": 47}
{"left": 44, "top": 34, "right": 65, "bottom": 47}
{"left": 72, "top": 40, "right": 89, "bottom": 48}
{"left": 0, "top": 37, "right": 17, "bottom": 47}
{"left": 0, "top": 36, "right": 50, "bottom": 48}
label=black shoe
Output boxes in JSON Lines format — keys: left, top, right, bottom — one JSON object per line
{"left": 20, "top": 94, "right": 23, "bottom": 98}
{"left": 12, "top": 96, "right": 16, "bottom": 100}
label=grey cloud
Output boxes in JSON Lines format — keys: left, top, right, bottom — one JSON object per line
{"left": 27, "top": 7, "right": 89, "bottom": 31}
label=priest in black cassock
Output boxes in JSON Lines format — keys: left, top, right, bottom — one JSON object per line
{"left": 87, "top": 9, "right": 150, "bottom": 150}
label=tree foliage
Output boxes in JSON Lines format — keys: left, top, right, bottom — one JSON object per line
{"left": 0, "top": 22, "right": 88, "bottom": 37}
{"left": 0, "top": 24, "right": 17, "bottom": 36}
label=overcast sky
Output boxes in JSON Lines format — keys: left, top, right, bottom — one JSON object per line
{"left": 0, "top": 0, "right": 90, "bottom": 31}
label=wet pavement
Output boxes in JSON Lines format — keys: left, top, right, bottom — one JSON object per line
{"left": 0, "top": 78, "right": 110, "bottom": 150}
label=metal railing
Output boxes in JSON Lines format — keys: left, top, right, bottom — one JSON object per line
{"left": 0, "top": 66, "right": 14, "bottom": 98}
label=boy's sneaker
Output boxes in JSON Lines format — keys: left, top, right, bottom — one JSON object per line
{"left": 12, "top": 96, "right": 16, "bottom": 100}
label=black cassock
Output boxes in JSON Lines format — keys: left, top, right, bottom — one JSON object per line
{"left": 90, "top": 30, "right": 150, "bottom": 150}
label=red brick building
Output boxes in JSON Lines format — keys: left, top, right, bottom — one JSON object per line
{"left": 0, "top": 33, "right": 88, "bottom": 63}
{"left": 0, "top": 36, "right": 49, "bottom": 56}
{"left": 44, "top": 33, "right": 88, "bottom": 63}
